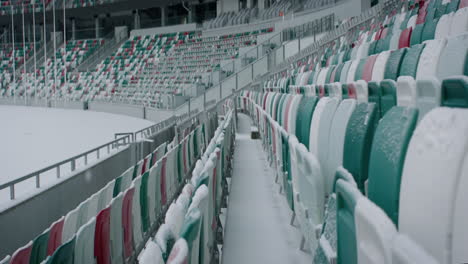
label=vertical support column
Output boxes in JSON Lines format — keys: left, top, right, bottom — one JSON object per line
{"left": 71, "top": 17, "right": 76, "bottom": 40}
{"left": 95, "top": 15, "right": 100, "bottom": 38}
{"left": 187, "top": 4, "right": 193, "bottom": 24}
{"left": 161, "top": 6, "right": 167, "bottom": 27}
{"left": 258, "top": 0, "right": 266, "bottom": 10}
{"left": 134, "top": 9, "right": 140, "bottom": 29}
{"left": 40, "top": 24, "right": 44, "bottom": 42}
{"left": 247, "top": 0, "right": 253, "bottom": 8}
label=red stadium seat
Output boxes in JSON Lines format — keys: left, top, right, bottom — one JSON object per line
{"left": 362, "top": 55, "right": 378, "bottom": 82}
{"left": 399, "top": 28, "right": 413, "bottom": 49}
{"left": 47, "top": 217, "right": 64, "bottom": 256}
{"left": 94, "top": 207, "right": 111, "bottom": 264}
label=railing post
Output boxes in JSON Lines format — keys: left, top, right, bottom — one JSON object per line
{"left": 97, "top": 149, "right": 100, "bottom": 159}
{"left": 107, "top": 144, "right": 110, "bottom": 154}
{"left": 57, "top": 166, "right": 60, "bottom": 178}
{"left": 10, "top": 185, "right": 15, "bottom": 200}
{"left": 36, "top": 174, "right": 40, "bottom": 188}
{"left": 71, "top": 159, "right": 76, "bottom": 171}
{"left": 84, "top": 154, "right": 88, "bottom": 165}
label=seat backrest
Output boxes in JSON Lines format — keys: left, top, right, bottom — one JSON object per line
{"left": 391, "top": 234, "right": 438, "bottom": 264}
{"left": 415, "top": 78, "right": 442, "bottom": 121}
{"left": 122, "top": 187, "right": 135, "bottom": 260}
{"left": 340, "top": 61, "right": 352, "bottom": 83}
{"left": 287, "top": 95, "right": 303, "bottom": 135}
{"left": 76, "top": 199, "right": 89, "bottom": 231}
{"left": 441, "top": 76, "right": 468, "bottom": 108}
{"left": 87, "top": 192, "right": 100, "bottom": 222}
{"left": 155, "top": 224, "right": 176, "bottom": 262}
{"left": 355, "top": 198, "right": 397, "bottom": 264}
{"left": 140, "top": 172, "right": 150, "bottom": 234}
{"left": 165, "top": 202, "right": 186, "bottom": 239}
{"left": 62, "top": 207, "right": 79, "bottom": 244}
{"left": 372, "top": 51, "right": 391, "bottom": 82}
{"left": 384, "top": 48, "right": 407, "bottom": 80}
{"left": 74, "top": 217, "right": 96, "bottom": 264}
{"left": 410, "top": 23, "right": 424, "bottom": 46}
{"left": 138, "top": 240, "right": 164, "bottom": 264}
{"left": 421, "top": 17, "right": 439, "bottom": 42}
{"left": 380, "top": 80, "right": 398, "bottom": 116}
{"left": 336, "top": 179, "right": 363, "bottom": 264}
{"left": 415, "top": 38, "right": 446, "bottom": 79}
{"left": 398, "top": 28, "right": 412, "bottom": 49}
{"left": 434, "top": 12, "right": 453, "bottom": 39}
{"left": 10, "top": 241, "right": 33, "bottom": 264}
{"left": 110, "top": 193, "right": 124, "bottom": 264}
{"left": 368, "top": 106, "right": 418, "bottom": 225}
{"left": 355, "top": 80, "right": 369, "bottom": 103}
{"left": 343, "top": 103, "right": 379, "bottom": 192}
{"left": 399, "top": 43, "right": 425, "bottom": 78}
{"left": 390, "top": 29, "right": 402, "bottom": 50}
{"left": 397, "top": 76, "right": 417, "bottom": 107}
{"left": 94, "top": 206, "right": 111, "bottom": 264}
{"left": 132, "top": 177, "right": 144, "bottom": 250}
{"left": 437, "top": 33, "right": 468, "bottom": 80}
{"left": 325, "top": 99, "right": 357, "bottom": 193}
{"left": 166, "top": 239, "right": 189, "bottom": 264}
{"left": 295, "top": 96, "right": 318, "bottom": 147}
{"left": 47, "top": 217, "right": 64, "bottom": 256}
{"left": 368, "top": 82, "right": 382, "bottom": 118}
{"left": 148, "top": 163, "right": 159, "bottom": 227}
{"left": 179, "top": 208, "right": 202, "bottom": 263}
{"left": 354, "top": 59, "right": 367, "bottom": 81}
{"left": 347, "top": 60, "right": 360, "bottom": 84}
{"left": 362, "top": 55, "right": 378, "bottom": 82}
{"left": 399, "top": 105, "right": 468, "bottom": 263}
{"left": 46, "top": 237, "right": 75, "bottom": 264}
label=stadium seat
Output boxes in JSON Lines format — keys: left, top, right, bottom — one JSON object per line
{"left": 399, "top": 43, "right": 425, "bottom": 78}
{"left": 396, "top": 76, "right": 417, "bottom": 107}
{"left": 336, "top": 178, "right": 364, "bottom": 264}
{"left": 415, "top": 78, "right": 442, "bottom": 120}
{"left": 61, "top": 207, "right": 79, "bottom": 244}
{"left": 45, "top": 237, "right": 75, "bottom": 264}
{"left": 355, "top": 198, "right": 397, "bottom": 264}
{"left": 324, "top": 99, "right": 357, "bottom": 192}
{"left": 94, "top": 206, "right": 111, "bottom": 264}
{"left": 138, "top": 240, "right": 164, "bottom": 264}
{"left": 10, "top": 241, "right": 33, "bottom": 264}
{"left": 110, "top": 193, "right": 124, "bottom": 264}
{"left": 166, "top": 239, "right": 189, "bottom": 264}
{"left": 435, "top": 13, "right": 453, "bottom": 39}
{"left": 74, "top": 217, "right": 96, "bottom": 264}
{"left": 155, "top": 224, "right": 176, "bottom": 262}
{"left": 179, "top": 208, "right": 202, "bottom": 264}
{"left": 343, "top": 103, "right": 379, "bottom": 192}
{"left": 132, "top": 178, "right": 144, "bottom": 251}
{"left": 87, "top": 193, "right": 100, "bottom": 223}
{"left": 368, "top": 82, "right": 382, "bottom": 117}
{"left": 415, "top": 38, "right": 447, "bottom": 79}
{"left": 294, "top": 96, "right": 318, "bottom": 147}
{"left": 398, "top": 28, "right": 412, "bottom": 49}
{"left": 371, "top": 51, "right": 391, "bottom": 81}
{"left": 380, "top": 80, "right": 398, "bottom": 116}
{"left": 384, "top": 48, "right": 407, "bottom": 80}
{"left": 410, "top": 23, "right": 424, "bottom": 46}
{"left": 437, "top": 33, "right": 468, "bottom": 79}
{"left": 355, "top": 80, "right": 369, "bottom": 103}
{"left": 421, "top": 17, "right": 439, "bottom": 42}
{"left": 140, "top": 172, "right": 151, "bottom": 234}
{"left": 122, "top": 187, "right": 135, "bottom": 260}
{"left": 391, "top": 234, "right": 438, "bottom": 264}
{"left": 47, "top": 217, "right": 64, "bottom": 256}
{"left": 165, "top": 202, "right": 186, "bottom": 239}
{"left": 367, "top": 106, "right": 418, "bottom": 224}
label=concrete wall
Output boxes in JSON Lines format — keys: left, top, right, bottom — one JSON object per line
{"left": 146, "top": 108, "right": 174, "bottom": 123}
{"left": 130, "top": 23, "right": 198, "bottom": 37}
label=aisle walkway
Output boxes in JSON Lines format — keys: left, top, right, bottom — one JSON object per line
{"left": 222, "top": 113, "right": 311, "bottom": 264}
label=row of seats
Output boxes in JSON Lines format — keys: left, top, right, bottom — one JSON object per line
{"left": 1, "top": 113, "right": 221, "bottom": 264}
{"left": 138, "top": 101, "right": 235, "bottom": 264}
{"left": 239, "top": 73, "right": 467, "bottom": 263}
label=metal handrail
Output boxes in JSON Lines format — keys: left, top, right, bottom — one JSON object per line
{"left": 0, "top": 133, "right": 132, "bottom": 200}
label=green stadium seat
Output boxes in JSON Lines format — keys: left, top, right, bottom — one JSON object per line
{"left": 384, "top": 48, "right": 407, "bottom": 80}
{"left": 30, "top": 229, "right": 50, "bottom": 264}
{"left": 380, "top": 80, "right": 398, "bottom": 116}
{"left": 45, "top": 237, "right": 75, "bottom": 264}
{"left": 295, "top": 96, "right": 318, "bottom": 148}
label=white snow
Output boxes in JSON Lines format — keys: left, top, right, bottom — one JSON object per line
{"left": 222, "top": 114, "right": 312, "bottom": 264}
{"left": 0, "top": 105, "right": 153, "bottom": 208}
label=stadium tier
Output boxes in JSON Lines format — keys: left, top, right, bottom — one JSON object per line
{"left": 0, "top": 0, "right": 467, "bottom": 263}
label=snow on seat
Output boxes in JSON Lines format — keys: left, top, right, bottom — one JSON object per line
{"left": 355, "top": 80, "right": 369, "bottom": 103}
{"left": 372, "top": 51, "right": 391, "bottom": 82}
{"left": 9, "top": 241, "right": 32, "bottom": 264}
{"left": 435, "top": 12, "right": 454, "bottom": 39}
{"left": 45, "top": 237, "right": 75, "bottom": 264}
{"left": 148, "top": 162, "right": 161, "bottom": 225}
{"left": 407, "top": 14, "right": 418, "bottom": 29}
{"left": 155, "top": 224, "right": 176, "bottom": 262}
{"left": 0, "top": 256, "right": 10, "bottom": 264}
{"left": 309, "top": 97, "right": 340, "bottom": 175}
{"left": 94, "top": 206, "right": 111, "bottom": 264}
{"left": 399, "top": 103, "right": 468, "bottom": 263}
{"left": 397, "top": 76, "right": 418, "bottom": 107}
{"left": 165, "top": 200, "right": 188, "bottom": 239}
{"left": 399, "top": 43, "right": 426, "bottom": 78}
{"left": 367, "top": 106, "right": 418, "bottom": 224}
{"left": 391, "top": 234, "right": 438, "bottom": 264}
{"left": 289, "top": 137, "right": 324, "bottom": 253}
{"left": 368, "top": 82, "right": 383, "bottom": 118}
{"left": 340, "top": 61, "right": 352, "bottom": 84}
{"left": 317, "top": 67, "right": 330, "bottom": 86}
{"left": 384, "top": 48, "right": 407, "bottom": 80}
{"left": 166, "top": 239, "right": 189, "bottom": 264}
{"left": 138, "top": 240, "right": 164, "bottom": 264}
{"left": 325, "top": 99, "right": 357, "bottom": 192}
{"left": 131, "top": 178, "right": 144, "bottom": 251}
{"left": 347, "top": 60, "right": 360, "bottom": 84}
{"left": 295, "top": 96, "right": 318, "bottom": 147}
{"left": 343, "top": 103, "right": 379, "bottom": 192}
{"left": 355, "top": 197, "right": 397, "bottom": 264}
{"left": 109, "top": 193, "right": 124, "bottom": 264}
{"left": 336, "top": 178, "right": 364, "bottom": 264}
{"left": 416, "top": 38, "right": 447, "bottom": 79}
{"left": 179, "top": 208, "right": 202, "bottom": 264}
{"left": 74, "top": 217, "right": 96, "bottom": 263}
{"left": 436, "top": 33, "right": 468, "bottom": 79}
{"left": 380, "top": 80, "right": 398, "bottom": 116}
{"left": 354, "top": 59, "right": 367, "bottom": 81}
{"left": 98, "top": 180, "right": 115, "bottom": 212}
{"left": 390, "top": 29, "right": 402, "bottom": 50}
{"left": 87, "top": 192, "right": 100, "bottom": 223}
{"left": 61, "top": 207, "right": 79, "bottom": 245}
{"left": 415, "top": 78, "right": 442, "bottom": 121}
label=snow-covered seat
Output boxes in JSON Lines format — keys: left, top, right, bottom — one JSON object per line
{"left": 98, "top": 180, "right": 115, "bottom": 212}
{"left": 10, "top": 241, "right": 33, "bottom": 264}
{"left": 46, "top": 237, "right": 75, "bottom": 264}
{"left": 346, "top": 60, "right": 360, "bottom": 83}
{"left": 0, "top": 256, "right": 10, "bottom": 264}
{"left": 295, "top": 96, "right": 318, "bottom": 147}
{"left": 390, "top": 30, "right": 402, "bottom": 50}
{"left": 61, "top": 207, "right": 79, "bottom": 244}
{"left": 165, "top": 200, "right": 188, "bottom": 239}
{"left": 397, "top": 76, "right": 417, "bottom": 107}
{"left": 380, "top": 80, "right": 398, "bottom": 116}
{"left": 324, "top": 99, "right": 357, "bottom": 192}
{"left": 166, "top": 239, "right": 189, "bottom": 264}
{"left": 399, "top": 43, "right": 426, "bottom": 78}
{"left": 179, "top": 208, "right": 202, "bottom": 264}
{"left": 155, "top": 224, "right": 177, "bottom": 262}
{"left": 138, "top": 240, "right": 164, "bottom": 264}
{"left": 87, "top": 192, "right": 100, "bottom": 222}
{"left": 355, "top": 80, "right": 369, "bottom": 103}
{"left": 131, "top": 178, "right": 144, "bottom": 251}
{"left": 355, "top": 197, "right": 397, "bottom": 264}
{"left": 372, "top": 51, "right": 391, "bottom": 81}
{"left": 415, "top": 78, "right": 442, "bottom": 121}
{"left": 308, "top": 97, "right": 340, "bottom": 175}
{"left": 416, "top": 38, "right": 447, "bottom": 79}
{"left": 436, "top": 33, "right": 468, "bottom": 79}
{"left": 399, "top": 80, "right": 468, "bottom": 262}
{"left": 286, "top": 95, "right": 303, "bottom": 135}
{"left": 317, "top": 67, "right": 330, "bottom": 86}
{"left": 391, "top": 234, "right": 438, "bottom": 264}
{"left": 450, "top": 7, "right": 468, "bottom": 36}
{"left": 435, "top": 13, "right": 453, "bottom": 39}
{"left": 110, "top": 193, "right": 124, "bottom": 264}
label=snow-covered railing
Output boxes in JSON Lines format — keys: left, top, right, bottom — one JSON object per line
{"left": 0, "top": 134, "right": 132, "bottom": 200}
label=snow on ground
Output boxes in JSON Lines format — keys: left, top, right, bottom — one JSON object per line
{"left": 222, "top": 114, "right": 312, "bottom": 264}
{"left": 0, "top": 105, "right": 153, "bottom": 209}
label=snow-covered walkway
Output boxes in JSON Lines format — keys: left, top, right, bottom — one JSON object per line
{"left": 222, "top": 113, "right": 311, "bottom": 264}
